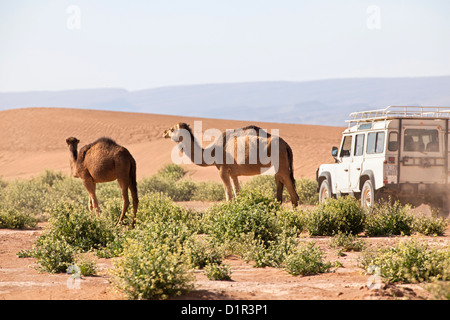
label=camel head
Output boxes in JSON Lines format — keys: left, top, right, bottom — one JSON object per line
{"left": 65, "top": 137, "right": 80, "bottom": 177}
{"left": 163, "top": 123, "right": 192, "bottom": 142}
{"left": 66, "top": 137, "right": 80, "bottom": 148}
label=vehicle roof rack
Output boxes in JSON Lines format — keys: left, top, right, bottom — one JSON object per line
{"left": 346, "top": 106, "right": 450, "bottom": 126}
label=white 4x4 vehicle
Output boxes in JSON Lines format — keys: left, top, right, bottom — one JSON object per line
{"left": 316, "top": 106, "right": 450, "bottom": 217}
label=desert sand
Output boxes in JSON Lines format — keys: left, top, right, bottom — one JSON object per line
{"left": 0, "top": 107, "right": 344, "bottom": 182}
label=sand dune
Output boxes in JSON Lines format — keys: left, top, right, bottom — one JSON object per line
{"left": 0, "top": 108, "right": 344, "bottom": 182}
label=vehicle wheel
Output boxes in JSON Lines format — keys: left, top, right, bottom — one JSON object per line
{"left": 319, "top": 179, "right": 332, "bottom": 203}
{"left": 361, "top": 180, "right": 375, "bottom": 211}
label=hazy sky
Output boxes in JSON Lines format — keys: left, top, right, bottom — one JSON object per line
{"left": 1, "top": 0, "right": 449, "bottom": 92}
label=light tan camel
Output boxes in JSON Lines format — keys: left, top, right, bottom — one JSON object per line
{"left": 163, "top": 123, "right": 299, "bottom": 206}
{"left": 65, "top": 137, "right": 138, "bottom": 227}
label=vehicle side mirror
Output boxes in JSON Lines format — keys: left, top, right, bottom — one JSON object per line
{"left": 331, "top": 146, "right": 339, "bottom": 163}
{"left": 331, "top": 146, "right": 338, "bottom": 157}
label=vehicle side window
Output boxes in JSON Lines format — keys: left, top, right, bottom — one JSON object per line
{"left": 340, "top": 135, "right": 352, "bottom": 157}
{"left": 367, "top": 132, "right": 385, "bottom": 154}
{"left": 354, "top": 134, "right": 365, "bottom": 156}
{"left": 388, "top": 132, "right": 398, "bottom": 151}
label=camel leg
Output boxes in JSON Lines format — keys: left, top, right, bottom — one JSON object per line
{"left": 219, "top": 168, "right": 233, "bottom": 201}
{"left": 281, "top": 175, "right": 299, "bottom": 207}
{"left": 88, "top": 197, "right": 94, "bottom": 211}
{"left": 116, "top": 178, "right": 130, "bottom": 226}
{"left": 129, "top": 185, "right": 138, "bottom": 228}
{"left": 275, "top": 175, "right": 284, "bottom": 203}
{"left": 82, "top": 177, "right": 99, "bottom": 215}
{"left": 231, "top": 175, "right": 240, "bottom": 198}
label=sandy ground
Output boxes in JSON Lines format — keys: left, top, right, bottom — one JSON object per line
{"left": 0, "top": 107, "right": 344, "bottom": 182}
{"left": 0, "top": 201, "right": 448, "bottom": 300}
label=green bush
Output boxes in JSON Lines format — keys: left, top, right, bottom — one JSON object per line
{"left": 296, "top": 178, "right": 318, "bottom": 205}
{"left": 137, "top": 193, "right": 203, "bottom": 232}
{"left": 111, "top": 238, "right": 194, "bottom": 300}
{"left": 31, "top": 234, "right": 76, "bottom": 273}
{"left": 276, "top": 206, "right": 308, "bottom": 234}
{"left": 285, "top": 242, "right": 332, "bottom": 276}
{"left": 365, "top": 201, "right": 413, "bottom": 236}
{"left": 192, "top": 181, "right": 225, "bottom": 202}
{"left": 359, "top": 239, "right": 450, "bottom": 283}
{"left": 45, "top": 201, "right": 118, "bottom": 252}
{"left": 204, "top": 190, "right": 282, "bottom": 246}
{"left": 242, "top": 176, "right": 318, "bottom": 205}
{"left": 139, "top": 164, "right": 225, "bottom": 202}
{"left": 0, "top": 207, "right": 37, "bottom": 229}
{"left": 0, "top": 170, "right": 88, "bottom": 226}
{"left": 411, "top": 215, "right": 448, "bottom": 236}
{"left": 184, "top": 236, "right": 224, "bottom": 269}
{"left": 248, "top": 231, "right": 298, "bottom": 268}
{"left": 157, "top": 163, "right": 186, "bottom": 181}
{"left": 76, "top": 254, "right": 97, "bottom": 276}
{"left": 330, "top": 231, "right": 366, "bottom": 252}
{"left": 307, "top": 197, "right": 365, "bottom": 236}
{"left": 241, "top": 175, "right": 277, "bottom": 200}
{"left": 139, "top": 174, "right": 197, "bottom": 201}
{"left": 205, "top": 263, "right": 232, "bottom": 281}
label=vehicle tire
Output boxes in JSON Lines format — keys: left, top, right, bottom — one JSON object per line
{"left": 361, "top": 180, "right": 375, "bottom": 211}
{"left": 319, "top": 179, "right": 332, "bottom": 203}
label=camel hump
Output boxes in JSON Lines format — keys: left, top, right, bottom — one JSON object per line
{"left": 92, "top": 137, "right": 118, "bottom": 146}
{"left": 78, "top": 137, "right": 120, "bottom": 161}
{"left": 241, "top": 125, "right": 271, "bottom": 137}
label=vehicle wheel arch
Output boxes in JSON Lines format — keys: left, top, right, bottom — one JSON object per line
{"left": 359, "top": 170, "right": 375, "bottom": 192}
{"left": 318, "top": 172, "right": 333, "bottom": 193}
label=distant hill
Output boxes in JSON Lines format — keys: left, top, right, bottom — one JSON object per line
{"left": 1, "top": 76, "right": 449, "bottom": 126}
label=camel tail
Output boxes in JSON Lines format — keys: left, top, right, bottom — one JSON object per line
{"left": 129, "top": 155, "right": 138, "bottom": 198}
{"left": 286, "top": 144, "right": 296, "bottom": 189}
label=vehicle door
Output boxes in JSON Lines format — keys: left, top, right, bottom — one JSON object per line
{"left": 349, "top": 133, "right": 365, "bottom": 191}
{"left": 399, "top": 121, "right": 447, "bottom": 184}
{"left": 335, "top": 134, "right": 353, "bottom": 193}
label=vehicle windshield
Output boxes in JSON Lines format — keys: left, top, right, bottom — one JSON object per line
{"left": 403, "top": 129, "right": 439, "bottom": 152}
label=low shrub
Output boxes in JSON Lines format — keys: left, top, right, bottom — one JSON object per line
{"left": 365, "top": 201, "right": 413, "bottom": 236}
{"left": 76, "top": 254, "right": 97, "bottom": 276}
{"left": 31, "top": 234, "right": 76, "bottom": 273}
{"left": 248, "top": 232, "right": 298, "bottom": 268}
{"left": 45, "top": 200, "right": 118, "bottom": 252}
{"left": 241, "top": 175, "right": 318, "bottom": 205}
{"left": 191, "top": 181, "right": 225, "bottom": 202}
{"left": 285, "top": 242, "right": 332, "bottom": 276}
{"left": 184, "top": 236, "right": 224, "bottom": 269}
{"left": 137, "top": 193, "right": 203, "bottom": 232}
{"left": 204, "top": 263, "right": 232, "bottom": 281}
{"left": 111, "top": 238, "right": 194, "bottom": 300}
{"left": 330, "top": 232, "right": 366, "bottom": 252}
{"left": 307, "top": 197, "right": 365, "bottom": 236}
{"left": 411, "top": 215, "right": 448, "bottom": 236}
{"left": 359, "top": 239, "right": 450, "bottom": 283}
{"left": 296, "top": 178, "right": 318, "bottom": 205}
{"left": 0, "top": 207, "right": 37, "bottom": 229}
{"left": 204, "top": 190, "right": 282, "bottom": 246}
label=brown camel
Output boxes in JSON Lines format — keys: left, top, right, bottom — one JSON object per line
{"left": 163, "top": 123, "right": 299, "bottom": 206}
{"left": 65, "top": 137, "right": 138, "bottom": 227}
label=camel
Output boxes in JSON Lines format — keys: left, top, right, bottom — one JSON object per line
{"left": 163, "top": 122, "right": 299, "bottom": 206}
{"left": 65, "top": 137, "right": 138, "bottom": 227}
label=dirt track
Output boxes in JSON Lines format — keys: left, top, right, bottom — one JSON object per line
{"left": 1, "top": 202, "right": 448, "bottom": 300}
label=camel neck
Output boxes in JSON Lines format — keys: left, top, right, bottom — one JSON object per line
{"left": 183, "top": 130, "right": 211, "bottom": 167}
{"left": 69, "top": 145, "right": 78, "bottom": 162}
